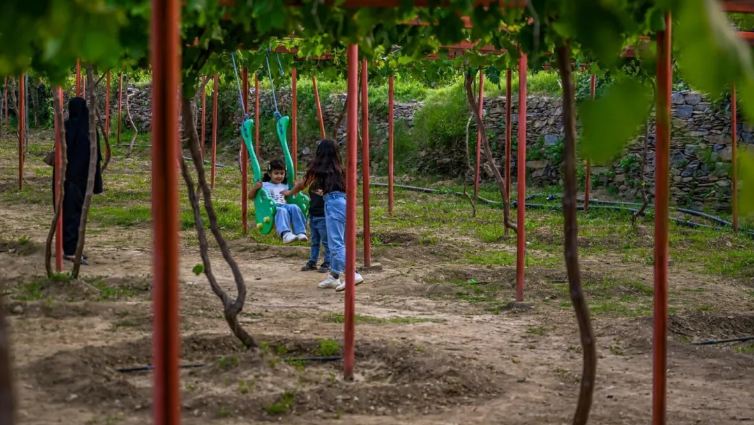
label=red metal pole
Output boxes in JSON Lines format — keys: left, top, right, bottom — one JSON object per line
{"left": 388, "top": 74, "right": 395, "bottom": 216}
{"left": 344, "top": 44, "right": 359, "bottom": 381}
{"left": 254, "top": 73, "right": 261, "bottom": 156}
{"left": 360, "top": 59, "right": 372, "bottom": 268}
{"left": 117, "top": 73, "right": 124, "bottom": 146}
{"left": 292, "top": 67, "right": 298, "bottom": 175}
{"left": 241, "top": 68, "right": 249, "bottom": 235}
{"left": 18, "top": 74, "right": 25, "bottom": 191}
{"left": 516, "top": 54, "right": 527, "bottom": 302}
{"left": 211, "top": 74, "right": 219, "bottom": 189}
{"left": 313, "top": 75, "right": 326, "bottom": 139}
{"left": 732, "top": 85, "right": 738, "bottom": 233}
{"left": 75, "top": 60, "right": 82, "bottom": 97}
{"left": 150, "top": 0, "right": 181, "bottom": 422}
{"left": 505, "top": 69, "right": 512, "bottom": 202}
{"left": 653, "top": 13, "right": 672, "bottom": 425}
{"left": 474, "top": 72, "right": 484, "bottom": 201}
{"left": 105, "top": 71, "right": 111, "bottom": 137}
{"left": 54, "top": 87, "right": 64, "bottom": 272}
{"left": 200, "top": 78, "right": 207, "bottom": 160}
{"left": 585, "top": 74, "right": 596, "bottom": 212}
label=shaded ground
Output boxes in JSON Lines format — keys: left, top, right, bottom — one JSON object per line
{"left": 1, "top": 132, "right": 753, "bottom": 424}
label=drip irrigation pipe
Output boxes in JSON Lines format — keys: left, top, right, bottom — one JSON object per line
{"left": 116, "top": 363, "right": 205, "bottom": 373}
{"left": 284, "top": 356, "right": 342, "bottom": 363}
{"left": 691, "top": 336, "right": 754, "bottom": 345}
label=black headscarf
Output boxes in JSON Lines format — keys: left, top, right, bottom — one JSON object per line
{"left": 64, "top": 97, "right": 103, "bottom": 193}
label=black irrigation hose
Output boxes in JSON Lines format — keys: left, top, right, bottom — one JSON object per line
{"left": 284, "top": 356, "right": 342, "bottom": 363}
{"left": 116, "top": 363, "right": 206, "bottom": 373}
{"left": 692, "top": 336, "right": 754, "bottom": 345}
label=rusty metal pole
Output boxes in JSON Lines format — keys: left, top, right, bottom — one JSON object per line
{"left": 344, "top": 44, "right": 359, "bottom": 381}
{"left": 117, "top": 73, "right": 124, "bottom": 146}
{"left": 18, "top": 74, "right": 25, "bottom": 191}
{"left": 54, "top": 87, "right": 64, "bottom": 272}
{"left": 505, "top": 69, "right": 512, "bottom": 202}
{"left": 313, "top": 75, "right": 326, "bottom": 139}
{"left": 361, "top": 59, "right": 372, "bottom": 268}
{"left": 149, "top": 0, "right": 181, "bottom": 422}
{"left": 75, "top": 60, "right": 82, "bottom": 97}
{"left": 292, "top": 67, "right": 298, "bottom": 174}
{"left": 254, "top": 73, "right": 261, "bottom": 156}
{"left": 241, "top": 68, "right": 249, "bottom": 235}
{"left": 653, "top": 13, "right": 672, "bottom": 425}
{"left": 585, "top": 74, "right": 596, "bottom": 212}
{"left": 516, "top": 54, "right": 527, "bottom": 302}
{"left": 388, "top": 74, "right": 395, "bottom": 216}
{"left": 474, "top": 72, "right": 484, "bottom": 201}
{"left": 732, "top": 85, "right": 738, "bottom": 233}
{"left": 105, "top": 71, "right": 111, "bottom": 137}
{"left": 200, "top": 78, "right": 207, "bottom": 160}
{"left": 211, "top": 74, "right": 219, "bottom": 189}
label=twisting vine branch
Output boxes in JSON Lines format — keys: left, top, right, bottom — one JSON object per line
{"left": 45, "top": 91, "right": 67, "bottom": 278}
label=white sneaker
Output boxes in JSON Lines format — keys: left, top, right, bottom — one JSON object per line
{"left": 335, "top": 272, "right": 364, "bottom": 292}
{"left": 318, "top": 275, "right": 339, "bottom": 289}
{"left": 282, "top": 232, "right": 297, "bottom": 244}
{"left": 296, "top": 233, "right": 308, "bottom": 242}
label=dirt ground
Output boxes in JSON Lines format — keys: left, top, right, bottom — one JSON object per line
{"left": 1, "top": 139, "right": 753, "bottom": 424}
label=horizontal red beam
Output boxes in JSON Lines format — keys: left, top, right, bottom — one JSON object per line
{"left": 221, "top": 0, "right": 525, "bottom": 7}
{"left": 739, "top": 31, "right": 754, "bottom": 43}
{"left": 723, "top": 0, "right": 754, "bottom": 13}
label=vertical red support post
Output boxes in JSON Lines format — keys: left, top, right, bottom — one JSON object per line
{"left": 105, "top": 71, "right": 112, "bottom": 137}
{"left": 211, "top": 74, "right": 219, "bottom": 189}
{"left": 75, "top": 60, "right": 82, "bottom": 97}
{"left": 292, "top": 67, "right": 298, "bottom": 174}
{"left": 585, "top": 74, "right": 596, "bottom": 212}
{"left": 505, "top": 69, "right": 512, "bottom": 202}
{"left": 18, "top": 74, "right": 25, "bottom": 191}
{"left": 360, "top": 59, "right": 372, "bottom": 268}
{"left": 150, "top": 0, "right": 181, "bottom": 422}
{"left": 388, "top": 74, "right": 395, "bottom": 216}
{"left": 117, "top": 73, "right": 124, "bottom": 145}
{"left": 474, "top": 72, "right": 484, "bottom": 200}
{"left": 731, "top": 85, "right": 738, "bottom": 233}
{"left": 344, "top": 44, "right": 359, "bottom": 381}
{"left": 241, "top": 68, "right": 249, "bottom": 235}
{"left": 653, "top": 13, "right": 672, "bottom": 425}
{"left": 313, "top": 75, "right": 326, "bottom": 139}
{"left": 54, "top": 87, "right": 64, "bottom": 272}
{"left": 200, "top": 78, "right": 207, "bottom": 160}
{"left": 516, "top": 54, "right": 527, "bottom": 302}
{"left": 254, "top": 73, "right": 261, "bottom": 156}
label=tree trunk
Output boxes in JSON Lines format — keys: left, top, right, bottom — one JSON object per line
{"left": 125, "top": 76, "right": 139, "bottom": 157}
{"left": 0, "top": 300, "right": 15, "bottom": 425}
{"left": 45, "top": 91, "right": 67, "bottom": 278}
{"left": 180, "top": 96, "right": 257, "bottom": 349}
{"left": 71, "top": 66, "right": 99, "bottom": 278}
{"left": 556, "top": 42, "right": 597, "bottom": 425}
{"left": 94, "top": 103, "right": 112, "bottom": 172}
{"left": 463, "top": 71, "right": 516, "bottom": 234}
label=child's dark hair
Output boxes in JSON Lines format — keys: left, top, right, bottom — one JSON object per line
{"left": 262, "top": 159, "right": 287, "bottom": 184}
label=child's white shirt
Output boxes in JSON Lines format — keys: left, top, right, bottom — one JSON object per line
{"left": 262, "top": 182, "right": 288, "bottom": 205}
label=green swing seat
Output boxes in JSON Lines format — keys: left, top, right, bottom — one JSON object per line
{"left": 240, "top": 116, "right": 310, "bottom": 235}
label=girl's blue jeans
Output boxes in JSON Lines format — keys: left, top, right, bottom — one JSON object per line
{"left": 324, "top": 191, "right": 346, "bottom": 275}
{"left": 274, "top": 203, "right": 307, "bottom": 237}
{"left": 308, "top": 216, "right": 330, "bottom": 265}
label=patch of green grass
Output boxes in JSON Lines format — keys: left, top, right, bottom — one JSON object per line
{"left": 316, "top": 339, "right": 341, "bottom": 357}
{"left": 89, "top": 205, "right": 151, "bottom": 227}
{"left": 734, "top": 343, "right": 754, "bottom": 354}
{"left": 88, "top": 277, "right": 142, "bottom": 300}
{"left": 217, "top": 355, "right": 239, "bottom": 370}
{"left": 264, "top": 391, "right": 296, "bottom": 415}
{"left": 526, "top": 325, "right": 547, "bottom": 336}
{"left": 237, "top": 379, "right": 254, "bottom": 394}
{"left": 14, "top": 280, "right": 46, "bottom": 301}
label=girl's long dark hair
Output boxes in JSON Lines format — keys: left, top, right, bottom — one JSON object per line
{"left": 262, "top": 159, "right": 287, "bottom": 184}
{"left": 304, "top": 139, "right": 345, "bottom": 193}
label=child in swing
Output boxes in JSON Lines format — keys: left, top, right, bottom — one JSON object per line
{"left": 249, "top": 159, "right": 308, "bottom": 244}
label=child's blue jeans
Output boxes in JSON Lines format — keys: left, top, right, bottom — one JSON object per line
{"left": 308, "top": 216, "right": 330, "bottom": 265}
{"left": 274, "top": 203, "right": 306, "bottom": 236}
{"left": 324, "top": 191, "right": 346, "bottom": 275}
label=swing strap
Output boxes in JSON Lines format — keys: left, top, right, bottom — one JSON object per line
{"left": 264, "top": 48, "right": 282, "bottom": 121}
{"left": 230, "top": 52, "right": 248, "bottom": 119}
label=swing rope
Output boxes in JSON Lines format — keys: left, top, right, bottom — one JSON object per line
{"left": 230, "top": 52, "right": 248, "bottom": 119}
{"left": 264, "top": 48, "right": 282, "bottom": 121}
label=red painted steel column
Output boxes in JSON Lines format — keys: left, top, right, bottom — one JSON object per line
{"left": 653, "top": 13, "right": 672, "bottom": 425}
{"left": 18, "top": 74, "right": 24, "bottom": 191}
{"left": 211, "top": 74, "right": 219, "bottom": 189}
{"left": 505, "top": 69, "right": 512, "bottom": 201}
{"left": 292, "top": 67, "right": 298, "bottom": 174}
{"left": 313, "top": 75, "right": 326, "bottom": 139}
{"left": 254, "top": 73, "right": 261, "bottom": 156}
{"left": 361, "top": 59, "right": 372, "bottom": 268}
{"left": 105, "top": 72, "right": 111, "bottom": 137}
{"left": 474, "top": 72, "right": 484, "bottom": 200}
{"left": 54, "top": 87, "right": 64, "bottom": 272}
{"left": 117, "top": 73, "right": 124, "bottom": 146}
{"left": 516, "top": 54, "right": 527, "bottom": 302}
{"left": 241, "top": 68, "right": 249, "bottom": 235}
{"left": 344, "top": 44, "right": 359, "bottom": 381}
{"left": 150, "top": 0, "right": 181, "bottom": 422}
{"left": 75, "top": 60, "right": 82, "bottom": 97}
{"left": 200, "top": 78, "right": 207, "bottom": 160}
{"left": 732, "top": 85, "right": 738, "bottom": 232}
{"left": 585, "top": 74, "right": 596, "bottom": 212}
{"left": 388, "top": 74, "right": 395, "bottom": 215}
